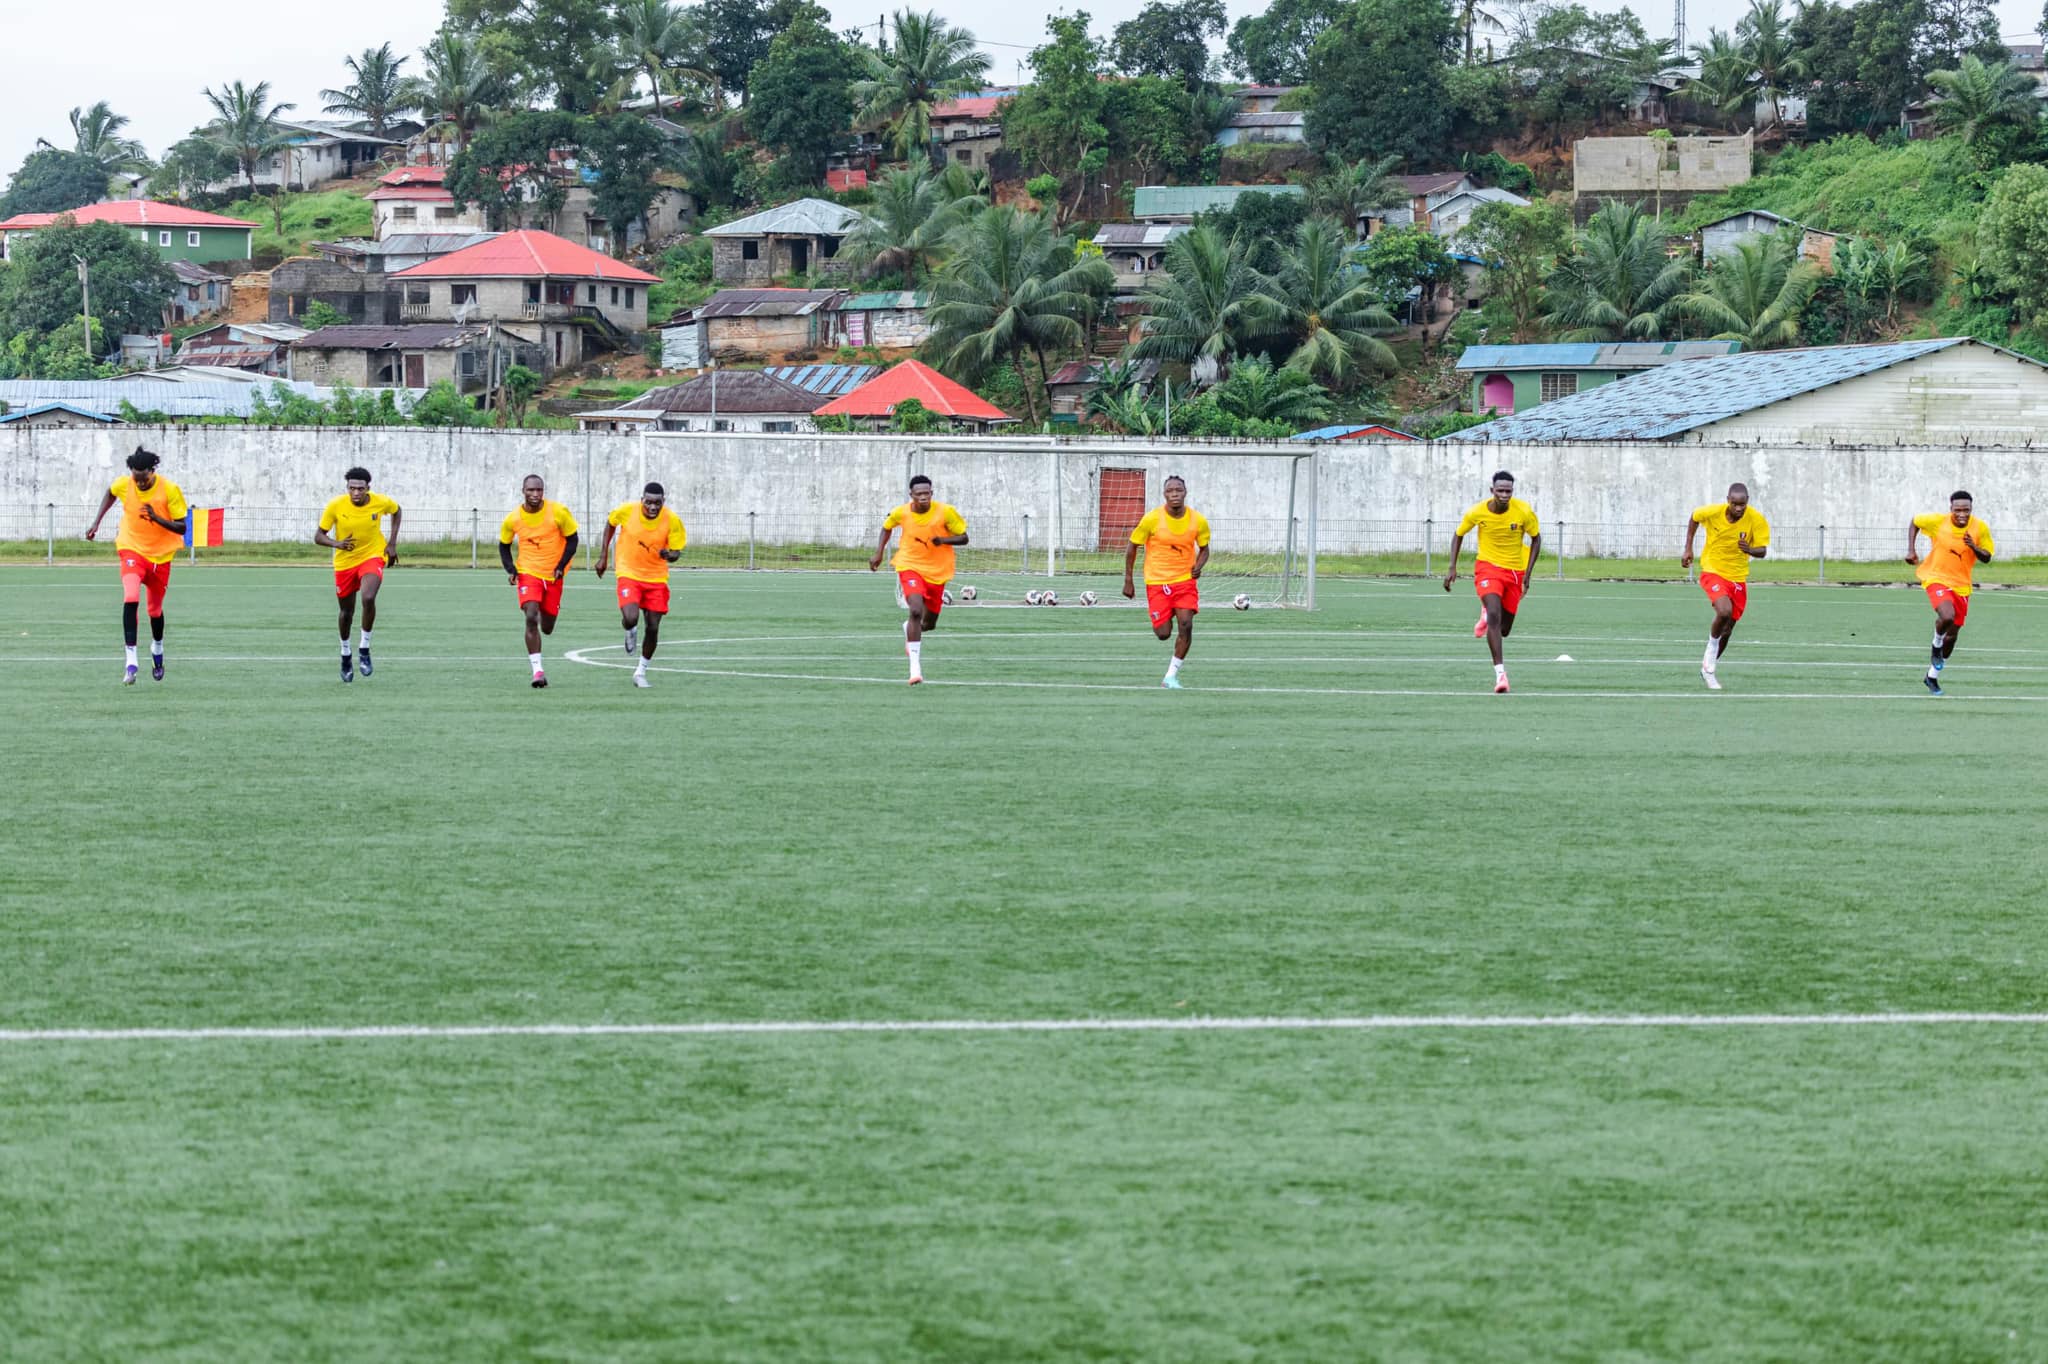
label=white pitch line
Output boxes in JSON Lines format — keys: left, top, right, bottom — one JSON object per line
{"left": 8, "top": 1013, "right": 2048, "bottom": 1043}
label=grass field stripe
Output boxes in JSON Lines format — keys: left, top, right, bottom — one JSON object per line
{"left": 10, "top": 1013, "right": 2048, "bottom": 1042}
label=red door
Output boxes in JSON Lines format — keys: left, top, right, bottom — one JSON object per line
{"left": 403, "top": 354, "right": 425, "bottom": 387}
{"left": 1098, "top": 467, "right": 1147, "bottom": 550}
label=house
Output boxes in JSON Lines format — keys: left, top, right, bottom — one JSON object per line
{"left": 929, "top": 91, "right": 1014, "bottom": 172}
{"left": 1133, "top": 184, "right": 1305, "bottom": 223}
{"left": 1214, "top": 112, "right": 1306, "bottom": 146}
{"left": 1362, "top": 172, "right": 1477, "bottom": 235}
{"left": 389, "top": 230, "right": 659, "bottom": 372}
{"left": 836, "top": 291, "right": 931, "bottom": 349}
{"left": 1427, "top": 186, "right": 1531, "bottom": 239}
{"left": 1627, "top": 72, "right": 1687, "bottom": 125}
{"left": 289, "top": 324, "right": 528, "bottom": 393}
{"left": 577, "top": 369, "right": 832, "bottom": 433}
{"left": 659, "top": 289, "right": 846, "bottom": 367}
{"left": 814, "top": 359, "right": 1011, "bottom": 431}
{"left": 1694, "top": 209, "right": 1840, "bottom": 271}
{"left": 1462, "top": 338, "right": 2048, "bottom": 443}
{"left": 759, "top": 363, "right": 878, "bottom": 397}
{"left": 704, "top": 198, "right": 867, "bottom": 284}
{"left": 1290, "top": 423, "right": 1419, "bottom": 442}
{"left": 167, "top": 261, "right": 230, "bottom": 323}
{"left": 210, "top": 118, "right": 403, "bottom": 191}
{"left": 1046, "top": 358, "right": 1161, "bottom": 423}
{"left": 368, "top": 165, "right": 487, "bottom": 239}
{"left": 0, "top": 200, "right": 257, "bottom": 264}
{"left": 1233, "top": 85, "right": 1296, "bottom": 114}
{"left": 178, "top": 321, "right": 311, "bottom": 375}
{"left": 273, "top": 234, "right": 502, "bottom": 326}
{"left": 118, "top": 334, "right": 170, "bottom": 369}
{"left": 1572, "top": 133, "right": 1752, "bottom": 222}
{"left": 1459, "top": 341, "right": 1744, "bottom": 415}
{"left": 1091, "top": 224, "right": 1187, "bottom": 291}
{"left": 0, "top": 401, "right": 124, "bottom": 428}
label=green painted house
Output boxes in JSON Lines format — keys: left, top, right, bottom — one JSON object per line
{"left": 0, "top": 200, "right": 258, "bottom": 266}
{"left": 1459, "top": 341, "right": 1744, "bottom": 415}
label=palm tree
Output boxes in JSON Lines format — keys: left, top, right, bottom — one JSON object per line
{"left": 1208, "top": 354, "right": 1334, "bottom": 426}
{"left": 1927, "top": 56, "right": 2040, "bottom": 147}
{"left": 1307, "top": 154, "right": 1405, "bottom": 237}
{"left": 1737, "top": 0, "right": 1804, "bottom": 131}
{"left": 321, "top": 43, "right": 415, "bottom": 138}
{"left": 68, "top": 102, "right": 151, "bottom": 187}
{"left": 1132, "top": 225, "right": 1274, "bottom": 385}
{"left": 924, "top": 206, "right": 1113, "bottom": 425}
{"left": 1087, "top": 385, "right": 1168, "bottom": 435}
{"left": 840, "top": 166, "right": 983, "bottom": 283}
{"left": 1686, "top": 29, "right": 1755, "bottom": 129}
{"left": 408, "top": 28, "right": 501, "bottom": 162}
{"left": 202, "top": 80, "right": 295, "bottom": 188}
{"left": 677, "top": 121, "right": 741, "bottom": 208}
{"left": 1543, "top": 201, "right": 1692, "bottom": 341}
{"left": 1252, "top": 219, "right": 1398, "bottom": 384}
{"left": 1675, "top": 234, "right": 1821, "bottom": 348}
{"left": 1836, "top": 237, "right": 1925, "bottom": 334}
{"left": 852, "top": 10, "right": 992, "bottom": 160}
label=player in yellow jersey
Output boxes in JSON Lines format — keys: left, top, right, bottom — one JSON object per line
{"left": 497, "top": 474, "right": 580, "bottom": 688}
{"left": 1122, "top": 475, "right": 1211, "bottom": 689}
{"left": 1442, "top": 470, "right": 1541, "bottom": 693}
{"left": 84, "top": 447, "right": 189, "bottom": 684}
{"left": 313, "top": 466, "right": 402, "bottom": 683}
{"left": 595, "top": 482, "right": 687, "bottom": 690}
{"left": 1680, "top": 483, "right": 1769, "bottom": 690}
{"left": 869, "top": 474, "right": 968, "bottom": 685}
{"left": 1907, "top": 490, "right": 1995, "bottom": 696}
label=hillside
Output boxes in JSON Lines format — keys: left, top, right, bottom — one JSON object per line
{"left": 220, "top": 186, "right": 374, "bottom": 259}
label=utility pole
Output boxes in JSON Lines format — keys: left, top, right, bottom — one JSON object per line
{"left": 1673, "top": 0, "right": 1687, "bottom": 62}
{"left": 73, "top": 254, "right": 90, "bottom": 362}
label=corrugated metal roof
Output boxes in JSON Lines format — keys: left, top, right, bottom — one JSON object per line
{"left": 839, "top": 291, "right": 928, "bottom": 310}
{"left": 616, "top": 370, "right": 827, "bottom": 415}
{"left": 1463, "top": 338, "right": 1987, "bottom": 441}
{"left": 1290, "top": 423, "right": 1419, "bottom": 441}
{"left": 168, "top": 260, "right": 229, "bottom": 284}
{"left": 1093, "top": 223, "right": 1188, "bottom": 246}
{"left": 1046, "top": 358, "right": 1162, "bottom": 386}
{"left": 695, "top": 288, "right": 846, "bottom": 319}
{"left": 0, "top": 379, "right": 420, "bottom": 418}
{"left": 1227, "top": 111, "right": 1305, "bottom": 127}
{"left": 293, "top": 325, "right": 484, "bottom": 350}
{"left": 762, "top": 364, "right": 878, "bottom": 395}
{"left": 1132, "top": 184, "right": 1305, "bottom": 218}
{"left": 703, "top": 198, "right": 868, "bottom": 237}
{"left": 1457, "top": 340, "right": 1742, "bottom": 371}
{"left": 0, "top": 402, "right": 121, "bottom": 424}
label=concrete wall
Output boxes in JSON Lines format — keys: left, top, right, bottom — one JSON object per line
{"left": 270, "top": 261, "right": 394, "bottom": 325}
{"left": 6, "top": 428, "right": 2045, "bottom": 561}
{"left": 1573, "top": 133, "right": 1753, "bottom": 194}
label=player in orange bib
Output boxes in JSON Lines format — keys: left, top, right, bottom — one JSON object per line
{"left": 84, "top": 447, "right": 189, "bottom": 684}
{"left": 314, "top": 466, "right": 401, "bottom": 683}
{"left": 595, "top": 482, "right": 687, "bottom": 690}
{"left": 497, "top": 474, "right": 579, "bottom": 688}
{"left": 869, "top": 474, "right": 968, "bottom": 685}
{"left": 1907, "top": 490, "right": 1995, "bottom": 696}
{"left": 1442, "top": 470, "right": 1541, "bottom": 694}
{"left": 1122, "top": 475, "right": 1211, "bottom": 689}
{"left": 1680, "top": 483, "right": 1769, "bottom": 691}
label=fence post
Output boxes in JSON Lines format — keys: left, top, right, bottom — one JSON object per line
{"left": 1423, "top": 517, "right": 1433, "bottom": 578}
{"left": 1555, "top": 520, "right": 1565, "bottom": 580}
{"left": 46, "top": 502, "right": 55, "bottom": 566}
{"left": 1817, "top": 525, "right": 1826, "bottom": 585}
{"left": 748, "top": 511, "right": 756, "bottom": 570}
{"left": 1021, "top": 513, "right": 1031, "bottom": 574}
{"left": 470, "top": 508, "right": 479, "bottom": 569}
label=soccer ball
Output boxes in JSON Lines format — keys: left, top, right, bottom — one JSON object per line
{"left": 961, "top": 585, "right": 978, "bottom": 602}
{"left": 1025, "top": 590, "right": 1043, "bottom": 605}
{"left": 1232, "top": 594, "right": 1252, "bottom": 611}
{"left": 1078, "top": 590, "right": 1098, "bottom": 606}
{"left": 1042, "top": 590, "right": 1059, "bottom": 606}
{"left": 941, "top": 589, "right": 954, "bottom": 606}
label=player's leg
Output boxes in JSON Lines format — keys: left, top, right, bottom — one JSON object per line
{"left": 1160, "top": 606, "right": 1195, "bottom": 689}
{"left": 1925, "top": 589, "right": 1957, "bottom": 693}
{"left": 523, "top": 599, "right": 547, "bottom": 686}
{"left": 355, "top": 568, "right": 381, "bottom": 675}
{"left": 119, "top": 557, "right": 143, "bottom": 683}
{"left": 145, "top": 565, "right": 169, "bottom": 682}
{"left": 1702, "top": 588, "right": 1735, "bottom": 688}
{"left": 337, "top": 585, "right": 359, "bottom": 682}
{"left": 633, "top": 582, "right": 671, "bottom": 688}
{"left": 618, "top": 580, "right": 642, "bottom": 655}
{"left": 1479, "top": 591, "right": 1510, "bottom": 692}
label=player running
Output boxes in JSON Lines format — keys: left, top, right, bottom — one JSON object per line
{"left": 869, "top": 474, "right": 968, "bottom": 685}
{"left": 84, "top": 447, "right": 188, "bottom": 684}
{"left": 1907, "top": 490, "right": 1995, "bottom": 696}
{"left": 313, "top": 466, "right": 401, "bottom": 683}
{"left": 1680, "top": 483, "right": 1769, "bottom": 690}
{"left": 1122, "top": 475, "right": 1210, "bottom": 690}
{"left": 1442, "top": 470, "right": 1541, "bottom": 694}
{"left": 498, "top": 475, "right": 579, "bottom": 688}
{"left": 595, "top": 482, "right": 686, "bottom": 690}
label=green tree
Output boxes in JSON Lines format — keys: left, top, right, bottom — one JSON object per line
{"left": 147, "top": 137, "right": 238, "bottom": 202}
{"left": 582, "top": 114, "right": 673, "bottom": 252}
{"left": 4, "top": 219, "right": 176, "bottom": 340}
{"left": 1109, "top": 0, "right": 1226, "bottom": 88}
{"left": 1305, "top": 0, "right": 1457, "bottom": 166}
{"left": 1204, "top": 353, "right": 1333, "bottom": 426}
{"left": 1357, "top": 225, "right": 1462, "bottom": 354}
{"left": 1790, "top": 0, "right": 1876, "bottom": 136}
{"left": 1226, "top": 0, "right": 1348, "bottom": 84}
{"left": 1132, "top": 223, "right": 1273, "bottom": 383}
{"left": 1194, "top": 190, "right": 1306, "bottom": 273}
{"left": 1676, "top": 234, "right": 1822, "bottom": 348}
{"left": 447, "top": 111, "right": 580, "bottom": 229}
{"left": 1454, "top": 197, "right": 1571, "bottom": 339}
{"left": 409, "top": 27, "right": 506, "bottom": 160}
{"left": 853, "top": 9, "right": 993, "bottom": 161}
{"left": 503, "top": 364, "right": 542, "bottom": 425}
{"left": 321, "top": 43, "right": 416, "bottom": 137}
{"left": 1254, "top": 218, "right": 1398, "bottom": 383}
{"left": 1853, "top": 0, "right": 1934, "bottom": 132}
{"left": 1000, "top": 14, "right": 1108, "bottom": 220}
{"left": 202, "top": 80, "right": 294, "bottom": 188}
{"left": 302, "top": 300, "right": 349, "bottom": 329}
{"left": 1512, "top": 5, "right": 1671, "bottom": 142}
{"left": 1307, "top": 154, "right": 1404, "bottom": 237}
{"left": 1686, "top": 28, "right": 1757, "bottom": 127}
{"left": 615, "top": 0, "right": 714, "bottom": 104}
{"left": 1542, "top": 200, "right": 1691, "bottom": 341}
{"left": 1100, "top": 76, "right": 1213, "bottom": 184}
{"left": 746, "top": 17, "right": 863, "bottom": 184}
{"left": 1833, "top": 236, "right": 1925, "bottom": 336}
{"left": 68, "top": 103, "right": 151, "bottom": 188}
{"left": 699, "top": 0, "right": 827, "bottom": 103}
{"left": 447, "top": 0, "right": 612, "bottom": 110}
{"left": 1738, "top": 0, "right": 1805, "bottom": 130}
{"left": 840, "top": 166, "right": 982, "bottom": 283}
{"left": 1915, "top": 0, "right": 2002, "bottom": 70}
{"left": 888, "top": 396, "right": 938, "bottom": 432}
{"left": 676, "top": 121, "right": 743, "bottom": 209}
{"left": 1978, "top": 162, "right": 2048, "bottom": 325}
{"left": 924, "top": 205, "right": 1113, "bottom": 425}
{"left": 0, "top": 148, "right": 110, "bottom": 218}
{"left": 1926, "top": 55, "right": 2039, "bottom": 151}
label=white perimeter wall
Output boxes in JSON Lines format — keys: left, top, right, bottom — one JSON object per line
{"left": 4, "top": 427, "right": 2045, "bottom": 560}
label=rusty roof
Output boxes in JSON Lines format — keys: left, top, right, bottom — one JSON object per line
{"left": 293, "top": 325, "right": 485, "bottom": 351}
{"left": 616, "top": 370, "right": 829, "bottom": 414}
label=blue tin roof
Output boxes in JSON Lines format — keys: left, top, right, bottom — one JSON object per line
{"left": 1463, "top": 338, "right": 1988, "bottom": 441}
{"left": 1456, "top": 340, "right": 1743, "bottom": 372}
{"left": 762, "top": 363, "right": 879, "bottom": 396}
{"left": 0, "top": 401, "right": 118, "bottom": 424}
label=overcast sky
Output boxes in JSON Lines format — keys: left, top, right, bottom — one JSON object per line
{"left": 3, "top": 0, "right": 2044, "bottom": 176}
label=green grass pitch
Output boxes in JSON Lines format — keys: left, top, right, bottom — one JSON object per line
{"left": 5, "top": 562, "right": 2048, "bottom": 1362}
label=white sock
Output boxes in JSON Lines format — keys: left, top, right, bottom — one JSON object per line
{"left": 528, "top": 651, "right": 544, "bottom": 672}
{"left": 1166, "top": 656, "right": 1183, "bottom": 677}
{"left": 1703, "top": 640, "right": 1717, "bottom": 670}
{"left": 1934, "top": 634, "right": 1945, "bottom": 650}
{"left": 341, "top": 637, "right": 352, "bottom": 656}
{"left": 358, "top": 629, "right": 371, "bottom": 647}
{"left": 124, "top": 645, "right": 138, "bottom": 666}
{"left": 907, "top": 640, "right": 922, "bottom": 666}
{"left": 1927, "top": 664, "right": 1941, "bottom": 680}
{"left": 151, "top": 639, "right": 163, "bottom": 658}
{"left": 634, "top": 657, "right": 647, "bottom": 674}
{"left": 1495, "top": 663, "right": 1507, "bottom": 681}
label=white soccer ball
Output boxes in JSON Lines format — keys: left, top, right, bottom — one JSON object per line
{"left": 1041, "top": 590, "right": 1059, "bottom": 606}
{"left": 961, "top": 585, "right": 978, "bottom": 602}
{"left": 941, "top": 588, "right": 954, "bottom": 606}
{"left": 1078, "top": 590, "right": 1098, "bottom": 606}
{"left": 1232, "top": 594, "right": 1252, "bottom": 611}
{"left": 1025, "top": 590, "right": 1043, "bottom": 605}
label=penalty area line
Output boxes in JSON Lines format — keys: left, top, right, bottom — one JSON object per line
{"left": 8, "top": 1013, "right": 2048, "bottom": 1043}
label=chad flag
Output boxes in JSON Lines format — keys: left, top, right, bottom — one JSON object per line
{"left": 185, "top": 508, "right": 225, "bottom": 548}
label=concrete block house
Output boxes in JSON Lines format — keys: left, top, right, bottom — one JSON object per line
{"left": 705, "top": 199, "right": 867, "bottom": 285}
{"left": 1459, "top": 341, "right": 1745, "bottom": 416}
{"left": 388, "top": 230, "right": 658, "bottom": 373}
{"left": 0, "top": 200, "right": 257, "bottom": 264}
{"left": 368, "top": 165, "right": 487, "bottom": 239}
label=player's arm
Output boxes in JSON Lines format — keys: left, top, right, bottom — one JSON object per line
{"left": 868, "top": 524, "right": 894, "bottom": 571}
{"left": 1742, "top": 529, "right": 1766, "bottom": 559}
{"left": 1441, "top": 532, "right": 1465, "bottom": 589}
{"left": 1190, "top": 543, "right": 1210, "bottom": 580}
{"left": 552, "top": 532, "right": 579, "bottom": 580}
{"left": 1680, "top": 517, "right": 1699, "bottom": 567}
{"left": 84, "top": 490, "right": 118, "bottom": 540}
{"left": 1122, "top": 541, "right": 1140, "bottom": 597}
{"left": 139, "top": 501, "right": 187, "bottom": 535}
{"left": 933, "top": 531, "right": 969, "bottom": 546}
{"left": 1904, "top": 520, "right": 1922, "bottom": 565}
{"left": 1521, "top": 533, "right": 1541, "bottom": 590}
{"left": 499, "top": 538, "right": 518, "bottom": 582}
{"left": 1964, "top": 529, "right": 1992, "bottom": 562}
{"left": 594, "top": 521, "right": 618, "bottom": 577}
{"left": 384, "top": 506, "right": 401, "bottom": 565}
{"left": 314, "top": 508, "right": 350, "bottom": 553}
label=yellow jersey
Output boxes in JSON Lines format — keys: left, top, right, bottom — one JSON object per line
{"left": 109, "top": 475, "right": 188, "bottom": 564}
{"left": 608, "top": 502, "right": 687, "bottom": 584}
{"left": 499, "top": 500, "right": 579, "bottom": 579}
{"left": 1130, "top": 506, "right": 1211, "bottom": 585}
{"left": 884, "top": 501, "right": 967, "bottom": 583}
{"left": 1457, "top": 497, "right": 1540, "bottom": 571}
{"left": 319, "top": 493, "right": 400, "bottom": 570}
{"left": 1914, "top": 513, "right": 1994, "bottom": 596}
{"left": 1691, "top": 503, "right": 1770, "bottom": 583}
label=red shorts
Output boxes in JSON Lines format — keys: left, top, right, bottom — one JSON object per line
{"left": 1700, "top": 572, "right": 1748, "bottom": 622}
{"left": 898, "top": 570, "right": 946, "bottom": 617}
{"left": 334, "top": 557, "right": 385, "bottom": 598}
{"left": 516, "top": 573, "right": 565, "bottom": 616}
{"left": 1146, "top": 578, "right": 1200, "bottom": 628}
{"left": 617, "top": 577, "right": 671, "bottom": 614}
{"left": 1926, "top": 583, "right": 1970, "bottom": 627}
{"left": 117, "top": 551, "right": 171, "bottom": 615}
{"left": 1473, "top": 562, "right": 1524, "bottom": 615}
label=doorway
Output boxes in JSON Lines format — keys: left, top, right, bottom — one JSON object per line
{"left": 790, "top": 240, "right": 809, "bottom": 274}
{"left": 1097, "top": 467, "right": 1146, "bottom": 550}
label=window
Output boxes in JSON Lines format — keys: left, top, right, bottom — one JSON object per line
{"left": 819, "top": 236, "right": 840, "bottom": 258}
{"left": 586, "top": 285, "right": 598, "bottom": 304}
{"left": 186, "top": 287, "right": 199, "bottom": 301}
{"left": 712, "top": 419, "right": 733, "bottom": 432}
{"left": 159, "top": 231, "right": 172, "bottom": 246}
{"left": 624, "top": 288, "right": 635, "bottom": 309}
{"left": 392, "top": 206, "right": 417, "bottom": 222}
{"left": 525, "top": 281, "right": 542, "bottom": 304}
{"left": 458, "top": 351, "right": 479, "bottom": 378}
{"left": 610, "top": 286, "right": 620, "bottom": 305}
{"left": 434, "top": 206, "right": 458, "bottom": 221}
{"left": 450, "top": 283, "right": 477, "bottom": 305}
{"left": 954, "top": 149, "right": 972, "bottom": 163}
{"left": 1540, "top": 372, "right": 1578, "bottom": 402}
{"left": 741, "top": 240, "right": 759, "bottom": 260}
{"left": 405, "top": 284, "right": 430, "bottom": 306}
{"left": 187, "top": 231, "right": 201, "bottom": 247}
{"left": 763, "top": 421, "right": 796, "bottom": 433}
{"left": 137, "top": 231, "right": 148, "bottom": 242}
